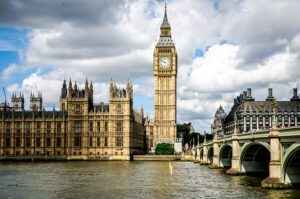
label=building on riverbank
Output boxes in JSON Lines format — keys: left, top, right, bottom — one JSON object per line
{"left": 145, "top": 3, "right": 178, "bottom": 151}
{"left": 0, "top": 78, "right": 145, "bottom": 160}
{"left": 213, "top": 88, "right": 300, "bottom": 136}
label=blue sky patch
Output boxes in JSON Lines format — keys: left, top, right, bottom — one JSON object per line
{"left": 0, "top": 27, "right": 30, "bottom": 51}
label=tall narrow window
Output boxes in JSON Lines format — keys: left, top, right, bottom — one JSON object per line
{"left": 74, "top": 137, "right": 82, "bottom": 147}
{"left": 89, "top": 121, "right": 93, "bottom": 132}
{"left": 56, "top": 138, "right": 61, "bottom": 147}
{"left": 252, "top": 111, "right": 257, "bottom": 130}
{"left": 104, "top": 137, "right": 108, "bottom": 147}
{"left": 89, "top": 137, "right": 93, "bottom": 147}
{"left": 116, "top": 137, "right": 123, "bottom": 147}
{"left": 284, "top": 111, "right": 288, "bottom": 126}
{"left": 5, "top": 138, "right": 10, "bottom": 147}
{"left": 104, "top": 121, "right": 108, "bottom": 133}
{"left": 97, "top": 137, "right": 100, "bottom": 146}
{"left": 265, "top": 111, "right": 270, "bottom": 127}
{"left": 36, "top": 138, "right": 41, "bottom": 147}
{"left": 26, "top": 138, "right": 31, "bottom": 147}
{"left": 16, "top": 137, "right": 21, "bottom": 147}
{"left": 46, "top": 122, "right": 51, "bottom": 135}
{"left": 278, "top": 112, "right": 282, "bottom": 126}
{"left": 46, "top": 138, "right": 51, "bottom": 147}
{"left": 97, "top": 122, "right": 100, "bottom": 132}
{"left": 74, "top": 121, "right": 82, "bottom": 134}
{"left": 16, "top": 122, "right": 21, "bottom": 137}
{"left": 26, "top": 123, "right": 30, "bottom": 137}
{"left": 36, "top": 122, "right": 41, "bottom": 136}
{"left": 56, "top": 122, "right": 61, "bottom": 133}
{"left": 291, "top": 111, "right": 295, "bottom": 126}
{"left": 75, "top": 104, "right": 80, "bottom": 113}
{"left": 116, "top": 121, "right": 122, "bottom": 134}
{"left": 74, "top": 121, "right": 82, "bottom": 147}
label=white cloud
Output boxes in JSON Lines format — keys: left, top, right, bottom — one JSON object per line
{"left": 2, "top": 0, "right": 300, "bottom": 132}
{"left": 1, "top": 63, "right": 20, "bottom": 80}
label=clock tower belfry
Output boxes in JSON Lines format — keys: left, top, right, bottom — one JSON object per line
{"left": 153, "top": 3, "right": 177, "bottom": 145}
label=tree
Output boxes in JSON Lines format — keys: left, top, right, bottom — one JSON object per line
{"left": 155, "top": 143, "right": 175, "bottom": 155}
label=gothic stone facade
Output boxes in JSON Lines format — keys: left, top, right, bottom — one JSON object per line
{"left": 0, "top": 79, "right": 144, "bottom": 160}
{"left": 146, "top": 5, "right": 177, "bottom": 150}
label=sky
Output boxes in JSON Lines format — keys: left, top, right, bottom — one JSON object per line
{"left": 1, "top": 0, "right": 300, "bottom": 133}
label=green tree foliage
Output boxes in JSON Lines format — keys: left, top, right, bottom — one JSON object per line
{"left": 155, "top": 143, "right": 175, "bottom": 155}
{"left": 177, "top": 123, "right": 213, "bottom": 146}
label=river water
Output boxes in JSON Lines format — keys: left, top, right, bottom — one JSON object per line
{"left": 0, "top": 161, "right": 299, "bottom": 199}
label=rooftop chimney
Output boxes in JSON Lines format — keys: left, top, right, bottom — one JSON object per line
{"left": 291, "top": 88, "right": 300, "bottom": 101}
{"left": 266, "top": 88, "right": 275, "bottom": 101}
{"left": 234, "top": 98, "right": 237, "bottom": 105}
{"left": 269, "top": 88, "right": 272, "bottom": 97}
{"left": 245, "top": 88, "right": 255, "bottom": 101}
{"left": 243, "top": 91, "right": 247, "bottom": 99}
{"left": 247, "top": 88, "right": 251, "bottom": 97}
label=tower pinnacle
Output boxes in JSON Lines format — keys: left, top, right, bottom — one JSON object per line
{"left": 161, "top": 1, "right": 170, "bottom": 29}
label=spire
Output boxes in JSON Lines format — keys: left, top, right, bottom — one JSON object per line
{"left": 74, "top": 81, "right": 77, "bottom": 91}
{"left": 69, "top": 78, "right": 72, "bottom": 89}
{"left": 90, "top": 81, "right": 93, "bottom": 90}
{"left": 161, "top": 1, "right": 170, "bottom": 29}
{"left": 85, "top": 78, "right": 88, "bottom": 89}
{"left": 63, "top": 79, "right": 67, "bottom": 89}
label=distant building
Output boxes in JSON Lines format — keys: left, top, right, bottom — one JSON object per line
{"left": 211, "top": 106, "right": 227, "bottom": 137}
{"left": 0, "top": 78, "right": 145, "bottom": 160}
{"left": 215, "top": 88, "right": 300, "bottom": 136}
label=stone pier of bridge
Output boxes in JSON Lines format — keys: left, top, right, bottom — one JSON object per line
{"left": 195, "top": 126, "right": 300, "bottom": 189}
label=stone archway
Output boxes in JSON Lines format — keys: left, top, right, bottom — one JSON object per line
{"left": 282, "top": 144, "right": 300, "bottom": 187}
{"left": 207, "top": 147, "right": 214, "bottom": 164}
{"left": 200, "top": 148, "right": 203, "bottom": 161}
{"left": 240, "top": 143, "right": 270, "bottom": 177}
{"left": 219, "top": 144, "right": 232, "bottom": 168}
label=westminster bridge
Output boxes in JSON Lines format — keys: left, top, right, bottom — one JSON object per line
{"left": 194, "top": 126, "right": 300, "bottom": 189}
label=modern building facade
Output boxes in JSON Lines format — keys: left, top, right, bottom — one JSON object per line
{"left": 213, "top": 88, "right": 300, "bottom": 136}
{"left": 146, "top": 4, "right": 177, "bottom": 150}
{"left": 0, "top": 79, "right": 145, "bottom": 160}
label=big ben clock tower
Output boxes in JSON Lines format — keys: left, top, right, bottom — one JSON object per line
{"left": 153, "top": 3, "right": 177, "bottom": 145}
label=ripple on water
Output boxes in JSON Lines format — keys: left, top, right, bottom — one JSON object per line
{"left": 0, "top": 161, "right": 300, "bottom": 199}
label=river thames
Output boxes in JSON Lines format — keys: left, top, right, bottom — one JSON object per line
{"left": 0, "top": 161, "right": 299, "bottom": 199}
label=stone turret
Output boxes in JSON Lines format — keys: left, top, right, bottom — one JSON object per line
{"left": 60, "top": 78, "right": 94, "bottom": 113}
{"left": 109, "top": 78, "right": 133, "bottom": 100}
{"left": 11, "top": 92, "right": 24, "bottom": 111}
{"left": 61, "top": 79, "right": 67, "bottom": 98}
{"left": 68, "top": 78, "right": 73, "bottom": 97}
{"left": 30, "top": 91, "right": 42, "bottom": 111}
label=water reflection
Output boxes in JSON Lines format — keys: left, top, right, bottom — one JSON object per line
{"left": 0, "top": 161, "right": 299, "bottom": 199}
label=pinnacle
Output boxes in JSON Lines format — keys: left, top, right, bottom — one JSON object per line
{"left": 161, "top": 1, "right": 170, "bottom": 28}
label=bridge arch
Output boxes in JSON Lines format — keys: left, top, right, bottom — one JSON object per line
{"left": 199, "top": 148, "right": 203, "bottom": 161}
{"left": 219, "top": 144, "right": 232, "bottom": 168}
{"left": 240, "top": 142, "right": 270, "bottom": 176}
{"left": 282, "top": 144, "right": 300, "bottom": 187}
{"left": 207, "top": 146, "right": 213, "bottom": 164}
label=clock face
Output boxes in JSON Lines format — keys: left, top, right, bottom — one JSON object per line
{"left": 159, "top": 57, "right": 171, "bottom": 68}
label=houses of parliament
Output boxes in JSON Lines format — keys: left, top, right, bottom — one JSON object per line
{"left": 0, "top": 4, "right": 177, "bottom": 160}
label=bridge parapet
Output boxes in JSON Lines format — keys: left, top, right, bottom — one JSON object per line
{"left": 197, "top": 126, "right": 300, "bottom": 188}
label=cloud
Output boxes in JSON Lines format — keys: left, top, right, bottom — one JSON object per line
{"left": 1, "top": 0, "right": 300, "bottom": 132}
{"left": 1, "top": 63, "right": 20, "bottom": 80}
